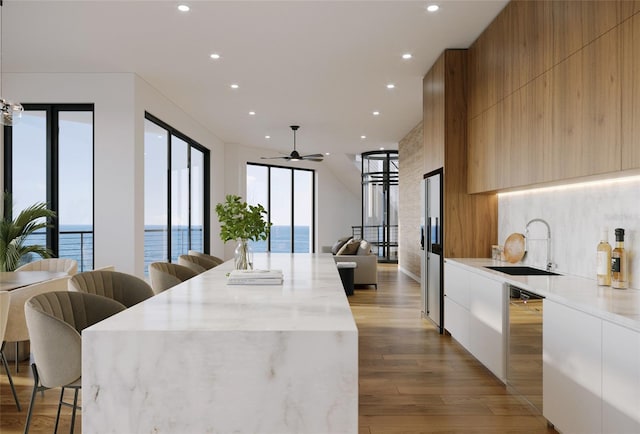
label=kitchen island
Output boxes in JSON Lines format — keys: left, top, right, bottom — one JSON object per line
{"left": 82, "top": 253, "right": 358, "bottom": 434}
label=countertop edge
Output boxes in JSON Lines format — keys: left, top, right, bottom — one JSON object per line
{"left": 445, "top": 258, "right": 640, "bottom": 332}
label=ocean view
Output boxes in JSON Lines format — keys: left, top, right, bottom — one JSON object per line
{"left": 26, "top": 225, "right": 311, "bottom": 273}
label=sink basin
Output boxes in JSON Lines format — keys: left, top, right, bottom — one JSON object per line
{"left": 484, "top": 266, "right": 560, "bottom": 276}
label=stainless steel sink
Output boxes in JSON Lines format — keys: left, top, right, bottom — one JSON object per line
{"left": 484, "top": 265, "right": 560, "bottom": 276}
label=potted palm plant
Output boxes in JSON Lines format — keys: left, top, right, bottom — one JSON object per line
{"left": 215, "top": 194, "right": 271, "bottom": 270}
{"left": 0, "top": 193, "right": 56, "bottom": 272}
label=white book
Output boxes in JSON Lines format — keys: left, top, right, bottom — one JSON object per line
{"left": 227, "top": 269, "right": 284, "bottom": 285}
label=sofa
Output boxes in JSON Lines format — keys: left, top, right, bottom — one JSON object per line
{"left": 327, "top": 237, "right": 378, "bottom": 288}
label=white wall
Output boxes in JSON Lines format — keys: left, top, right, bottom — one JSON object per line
{"left": 498, "top": 176, "right": 640, "bottom": 289}
{"left": 5, "top": 72, "right": 224, "bottom": 276}
{"left": 5, "top": 72, "right": 358, "bottom": 274}
{"left": 223, "top": 143, "right": 360, "bottom": 259}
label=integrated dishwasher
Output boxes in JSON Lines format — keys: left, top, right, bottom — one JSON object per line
{"left": 507, "top": 285, "right": 544, "bottom": 413}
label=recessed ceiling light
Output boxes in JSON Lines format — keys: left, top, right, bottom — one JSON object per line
{"left": 325, "top": 152, "right": 331, "bottom": 156}
{"left": 230, "top": 84, "right": 239, "bottom": 89}
{"left": 265, "top": 135, "right": 271, "bottom": 139}
{"left": 427, "top": 4, "right": 439, "bottom": 12}
{"left": 380, "top": 147, "right": 385, "bottom": 150}
{"left": 361, "top": 135, "right": 367, "bottom": 139}
{"left": 177, "top": 4, "right": 190, "bottom": 12}
{"left": 402, "top": 53, "right": 413, "bottom": 60}
{"left": 386, "top": 83, "right": 395, "bottom": 89}
{"left": 210, "top": 53, "right": 221, "bottom": 60}
{"left": 373, "top": 111, "right": 380, "bottom": 116}
{"left": 249, "top": 111, "right": 256, "bottom": 116}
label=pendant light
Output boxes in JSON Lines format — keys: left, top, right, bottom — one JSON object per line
{"left": 0, "top": 0, "right": 23, "bottom": 126}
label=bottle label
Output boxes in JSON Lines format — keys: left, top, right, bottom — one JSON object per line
{"left": 612, "top": 257, "right": 621, "bottom": 273}
{"left": 597, "top": 252, "right": 609, "bottom": 275}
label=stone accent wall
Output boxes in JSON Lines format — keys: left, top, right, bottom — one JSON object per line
{"left": 398, "top": 121, "right": 423, "bottom": 281}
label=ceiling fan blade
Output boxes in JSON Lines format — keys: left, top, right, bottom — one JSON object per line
{"left": 260, "top": 156, "right": 290, "bottom": 160}
{"left": 301, "top": 156, "right": 324, "bottom": 162}
{"left": 301, "top": 154, "right": 324, "bottom": 159}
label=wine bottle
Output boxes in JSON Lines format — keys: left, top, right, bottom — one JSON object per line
{"left": 611, "top": 228, "right": 628, "bottom": 289}
{"left": 597, "top": 228, "right": 611, "bottom": 286}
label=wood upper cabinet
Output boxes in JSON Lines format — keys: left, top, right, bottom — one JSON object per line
{"left": 621, "top": 12, "right": 640, "bottom": 170}
{"left": 580, "top": 27, "right": 621, "bottom": 176}
{"left": 424, "top": 50, "right": 497, "bottom": 258}
{"left": 468, "top": 0, "right": 627, "bottom": 193}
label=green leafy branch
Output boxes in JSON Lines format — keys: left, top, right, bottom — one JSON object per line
{"left": 0, "top": 193, "right": 56, "bottom": 272}
{"left": 215, "top": 194, "right": 272, "bottom": 242}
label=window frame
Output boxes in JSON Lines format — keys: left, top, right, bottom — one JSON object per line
{"left": 3, "top": 103, "right": 95, "bottom": 266}
{"left": 246, "top": 162, "right": 316, "bottom": 253}
{"left": 144, "top": 112, "right": 211, "bottom": 265}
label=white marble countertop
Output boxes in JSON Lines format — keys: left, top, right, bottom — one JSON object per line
{"left": 83, "top": 253, "right": 358, "bottom": 434}
{"left": 446, "top": 258, "right": 640, "bottom": 332}
{"left": 88, "top": 253, "right": 357, "bottom": 333}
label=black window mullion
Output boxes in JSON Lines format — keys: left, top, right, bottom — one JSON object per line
{"left": 267, "top": 166, "right": 272, "bottom": 252}
{"left": 290, "top": 168, "right": 294, "bottom": 253}
{"left": 166, "top": 132, "right": 172, "bottom": 263}
{"left": 47, "top": 107, "right": 59, "bottom": 255}
{"left": 187, "top": 145, "right": 192, "bottom": 250}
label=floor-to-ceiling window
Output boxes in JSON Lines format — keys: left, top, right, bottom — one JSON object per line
{"left": 144, "top": 113, "right": 209, "bottom": 274}
{"left": 246, "top": 163, "right": 314, "bottom": 253}
{"left": 4, "top": 104, "right": 95, "bottom": 271}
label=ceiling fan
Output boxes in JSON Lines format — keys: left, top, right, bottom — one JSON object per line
{"left": 261, "top": 125, "right": 324, "bottom": 162}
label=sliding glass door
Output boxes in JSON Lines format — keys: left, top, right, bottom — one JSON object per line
{"left": 4, "top": 104, "right": 95, "bottom": 270}
{"left": 246, "top": 163, "right": 315, "bottom": 253}
{"left": 144, "top": 113, "right": 210, "bottom": 274}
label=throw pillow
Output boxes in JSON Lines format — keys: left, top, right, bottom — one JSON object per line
{"left": 337, "top": 239, "right": 361, "bottom": 255}
{"left": 331, "top": 236, "right": 352, "bottom": 255}
{"left": 357, "top": 240, "right": 371, "bottom": 255}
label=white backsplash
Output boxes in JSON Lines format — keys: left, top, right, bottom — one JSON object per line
{"left": 498, "top": 177, "right": 640, "bottom": 289}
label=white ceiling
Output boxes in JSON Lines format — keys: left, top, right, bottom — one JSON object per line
{"left": 1, "top": 0, "right": 507, "bottom": 158}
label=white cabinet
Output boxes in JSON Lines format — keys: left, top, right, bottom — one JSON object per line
{"left": 468, "top": 273, "right": 505, "bottom": 381}
{"left": 444, "top": 262, "right": 506, "bottom": 381}
{"left": 543, "top": 300, "right": 602, "bottom": 434}
{"left": 602, "top": 320, "right": 640, "bottom": 433}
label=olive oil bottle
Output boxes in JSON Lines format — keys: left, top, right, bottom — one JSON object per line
{"left": 597, "top": 228, "right": 611, "bottom": 286}
{"left": 611, "top": 228, "right": 628, "bottom": 289}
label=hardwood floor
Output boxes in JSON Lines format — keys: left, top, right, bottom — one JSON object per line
{"left": 353, "top": 263, "right": 556, "bottom": 434}
{"left": 1, "top": 263, "right": 556, "bottom": 433}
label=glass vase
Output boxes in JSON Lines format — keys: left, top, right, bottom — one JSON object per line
{"left": 234, "top": 239, "right": 253, "bottom": 270}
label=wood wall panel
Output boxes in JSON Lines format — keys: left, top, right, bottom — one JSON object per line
{"left": 552, "top": 1, "right": 584, "bottom": 64}
{"left": 551, "top": 51, "right": 583, "bottom": 180}
{"left": 508, "top": 1, "right": 553, "bottom": 93}
{"left": 423, "top": 50, "right": 497, "bottom": 258}
{"left": 621, "top": 13, "right": 640, "bottom": 169}
{"left": 581, "top": 0, "right": 622, "bottom": 46}
{"left": 468, "top": 106, "right": 500, "bottom": 193}
{"left": 442, "top": 50, "right": 497, "bottom": 258}
{"left": 580, "top": 27, "right": 621, "bottom": 175}
{"left": 468, "top": 0, "right": 632, "bottom": 193}
{"left": 424, "top": 53, "right": 445, "bottom": 174}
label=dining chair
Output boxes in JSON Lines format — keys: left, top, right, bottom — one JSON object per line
{"left": 4, "top": 276, "right": 71, "bottom": 372}
{"left": 178, "top": 254, "right": 217, "bottom": 273}
{"left": 188, "top": 250, "right": 224, "bottom": 266}
{"left": 0, "top": 290, "right": 21, "bottom": 410}
{"left": 148, "top": 262, "right": 198, "bottom": 294}
{"left": 24, "top": 291, "right": 126, "bottom": 434}
{"left": 15, "top": 258, "right": 78, "bottom": 276}
{"left": 68, "top": 270, "right": 154, "bottom": 307}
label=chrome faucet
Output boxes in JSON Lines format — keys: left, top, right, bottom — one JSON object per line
{"left": 525, "top": 218, "right": 553, "bottom": 271}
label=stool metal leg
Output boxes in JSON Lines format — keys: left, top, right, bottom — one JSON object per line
{"left": 0, "top": 343, "right": 21, "bottom": 410}
{"left": 23, "top": 364, "right": 42, "bottom": 434}
{"left": 54, "top": 387, "right": 65, "bottom": 434}
{"left": 69, "top": 387, "right": 79, "bottom": 434}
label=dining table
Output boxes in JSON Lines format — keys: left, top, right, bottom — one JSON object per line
{"left": 0, "top": 271, "right": 69, "bottom": 291}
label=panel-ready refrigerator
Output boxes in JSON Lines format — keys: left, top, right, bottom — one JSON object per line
{"left": 420, "top": 168, "right": 443, "bottom": 333}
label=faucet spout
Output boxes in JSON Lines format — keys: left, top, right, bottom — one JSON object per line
{"left": 525, "top": 218, "right": 552, "bottom": 271}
